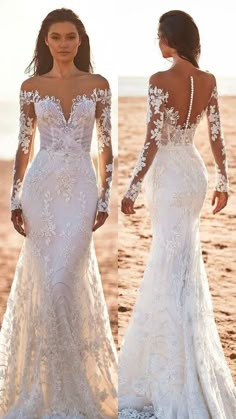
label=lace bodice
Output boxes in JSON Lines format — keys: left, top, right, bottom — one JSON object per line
{"left": 124, "top": 74, "right": 229, "bottom": 202}
{"left": 10, "top": 84, "right": 113, "bottom": 213}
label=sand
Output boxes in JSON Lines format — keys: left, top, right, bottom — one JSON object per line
{"left": 118, "top": 96, "right": 236, "bottom": 381}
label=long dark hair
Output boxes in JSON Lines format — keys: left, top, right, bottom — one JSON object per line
{"left": 25, "top": 8, "right": 93, "bottom": 76}
{"left": 159, "top": 10, "right": 200, "bottom": 68}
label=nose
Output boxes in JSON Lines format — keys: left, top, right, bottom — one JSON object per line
{"left": 60, "top": 38, "right": 68, "bottom": 47}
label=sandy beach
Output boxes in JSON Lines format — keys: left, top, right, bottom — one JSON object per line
{"left": 0, "top": 157, "right": 118, "bottom": 347}
{"left": 118, "top": 95, "right": 236, "bottom": 381}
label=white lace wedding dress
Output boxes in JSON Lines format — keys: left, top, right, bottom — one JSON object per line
{"left": 118, "top": 73, "right": 236, "bottom": 418}
{"left": 0, "top": 82, "right": 117, "bottom": 418}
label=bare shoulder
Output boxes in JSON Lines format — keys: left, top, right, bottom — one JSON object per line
{"left": 197, "top": 68, "right": 214, "bottom": 77}
{"left": 74, "top": 72, "right": 110, "bottom": 92}
{"left": 150, "top": 68, "right": 216, "bottom": 91}
{"left": 20, "top": 76, "right": 38, "bottom": 92}
{"left": 149, "top": 71, "right": 167, "bottom": 86}
{"left": 201, "top": 69, "right": 217, "bottom": 86}
{"left": 149, "top": 71, "right": 175, "bottom": 93}
{"left": 90, "top": 73, "right": 110, "bottom": 90}
{"left": 195, "top": 69, "right": 217, "bottom": 93}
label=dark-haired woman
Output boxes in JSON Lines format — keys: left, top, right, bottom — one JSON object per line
{"left": 0, "top": 8, "right": 117, "bottom": 419}
{"left": 119, "top": 10, "right": 236, "bottom": 419}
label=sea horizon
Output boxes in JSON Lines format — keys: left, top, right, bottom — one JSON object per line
{"left": 119, "top": 76, "right": 236, "bottom": 97}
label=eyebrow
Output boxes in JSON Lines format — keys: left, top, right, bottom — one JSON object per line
{"left": 49, "top": 32, "right": 77, "bottom": 35}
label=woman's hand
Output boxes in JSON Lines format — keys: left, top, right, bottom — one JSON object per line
{"left": 121, "top": 196, "right": 136, "bottom": 215}
{"left": 92, "top": 211, "right": 108, "bottom": 232}
{"left": 11, "top": 208, "right": 26, "bottom": 237}
{"left": 212, "top": 191, "right": 228, "bottom": 215}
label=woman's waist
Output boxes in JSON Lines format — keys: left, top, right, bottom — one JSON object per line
{"left": 157, "top": 142, "right": 204, "bottom": 158}
{"left": 159, "top": 141, "right": 195, "bottom": 150}
{"left": 152, "top": 143, "right": 207, "bottom": 172}
{"left": 39, "top": 146, "right": 91, "bottom": 159}
{"left": 29, "top": 147, "right": 96, "bottom": 174}
{"left": 25, "top": 149, "right": 97, "bottom": 185}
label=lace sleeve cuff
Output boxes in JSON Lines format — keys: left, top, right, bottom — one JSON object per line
{"left": 214, "top": 172, "right": 229, "bottom": 192}
{"left": 10, "top": 179, "right": 23, "bottom": 210}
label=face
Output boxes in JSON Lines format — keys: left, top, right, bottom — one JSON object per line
{"left": 157, "top": 29, "right": 174, "bottom": 58}
{"left": 45, "top": 21, "right": 81, "bottom": 61}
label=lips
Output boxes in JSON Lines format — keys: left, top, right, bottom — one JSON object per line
{"left": 58, "top": 51, "right": 70, "bottom": 54}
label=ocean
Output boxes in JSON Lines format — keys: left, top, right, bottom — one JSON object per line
{"left": 119, "top": 76, "right": 236, "bottom": 96}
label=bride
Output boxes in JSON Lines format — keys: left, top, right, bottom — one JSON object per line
{"left": 119, "top": 10, "right": 236, "bottom": 419}
{"left": 0, "top": 8, "right": 117, "bottom": 419}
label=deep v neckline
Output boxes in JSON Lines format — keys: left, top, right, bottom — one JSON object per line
{"left": 40, "top": 91, "right": 95, "bottom": 125}
{"left": 53, "top": 95, "right": 81, "bottom": 125}
{"left": 20, "top": 89, "right": 97, "bottom": 125}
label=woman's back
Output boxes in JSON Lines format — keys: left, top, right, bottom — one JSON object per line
{"left": 148, "top": 69, "right": 217, "bottom": 148}
{"left": 124, "top": 68, "right": 228, "bottom": 203}
{"left": 154, "top": 68, "right": 214, "bottom": 125}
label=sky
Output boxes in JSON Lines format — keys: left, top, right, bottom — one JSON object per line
{"left": 117, "top": 0, "right": 236, "bottom": 77}
{"left": 0, "top": 0, "right": 118, "bottom": 157}
{"left": 0, "top": 0, "right": 117, "bottom": 100}
{"left": 0, "top": 0, "right": 235, "bottom": 100}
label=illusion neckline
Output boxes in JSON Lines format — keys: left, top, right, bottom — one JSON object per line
{"left": 20, "top": 87, "right": 111, "bottom": 125}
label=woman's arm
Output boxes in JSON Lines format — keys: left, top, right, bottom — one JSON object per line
{"left": 206, "top": 76, "right": 229, "bottom": 192}
{"left": 122, "top": 75, "right": 168, "bottom": 213}
{"left": 10, "top": 84, "right": 37, "bottom": 235}
{"left": 206, "top": 75, "right": 229, "bottom": 214}
{"left": 93, "top": 80, "right": 113, "bottom": 231}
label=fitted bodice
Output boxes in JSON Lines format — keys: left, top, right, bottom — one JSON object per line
{"left": 11, "top": 83, "right": 113, "bottom": 213}
{"left": 20, "top": 88, "right": 110, "bottom": 154}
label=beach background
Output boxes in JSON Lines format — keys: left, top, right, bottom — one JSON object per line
{"left": 0, "top": 0, "right": 235, "bottom": 381}
{"left": 118, "top": 86, "right": 236, "bottom": 381}
{"left": 117, "top": 0, "right": 236, "bottom": 382}
{"left": 0, "top": 0, "right": 118, "bottom": 347}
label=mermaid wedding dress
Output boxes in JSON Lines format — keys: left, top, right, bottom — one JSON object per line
{"left": 118, "top": 74, "right": 236, "bottom": 418}
{"left": 0, "top": 82, "right": 117, "bottom": 418}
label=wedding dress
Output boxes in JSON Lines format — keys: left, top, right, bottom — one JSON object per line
{"left": 118, "top": 74, "right": 236, "bottom": 418}
{"left": 0, "top": 83, "right": 118, "bottom": 418}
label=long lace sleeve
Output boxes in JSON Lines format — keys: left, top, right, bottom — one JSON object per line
{"left": 95, "top": 87, "right": 113, "bottom": 214}
{"left": 10, "top": 89, "right": 37, "bottom": 210}
{"left": 206, "top": 77, "right": 229, "bottom": 192}
{"left": 124, "top": 81, "right": 168, "bottom": 202}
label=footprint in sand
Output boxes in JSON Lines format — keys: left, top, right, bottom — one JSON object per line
{"left": 215, "top": 243, "right": 228, "bottom": 249}
{"left": 118, "top": 306, "right": 131, "bottom": 312}
{"left": 220, "top": 310, "right": 230, "bottom": 316}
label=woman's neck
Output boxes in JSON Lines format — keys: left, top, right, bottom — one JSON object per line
{"left": 45, "top": 61, "right": 81, "bottom": 79}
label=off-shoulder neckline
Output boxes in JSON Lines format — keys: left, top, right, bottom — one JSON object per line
{"left": 19, "top": 87, "right": 111, "bottom": 125}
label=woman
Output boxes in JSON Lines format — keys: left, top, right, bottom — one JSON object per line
{"left": 0, "top": 8, "right": 117, "bottom": 419}
{"left": 119, "top": 10, "right": 236, "bottom": 419}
